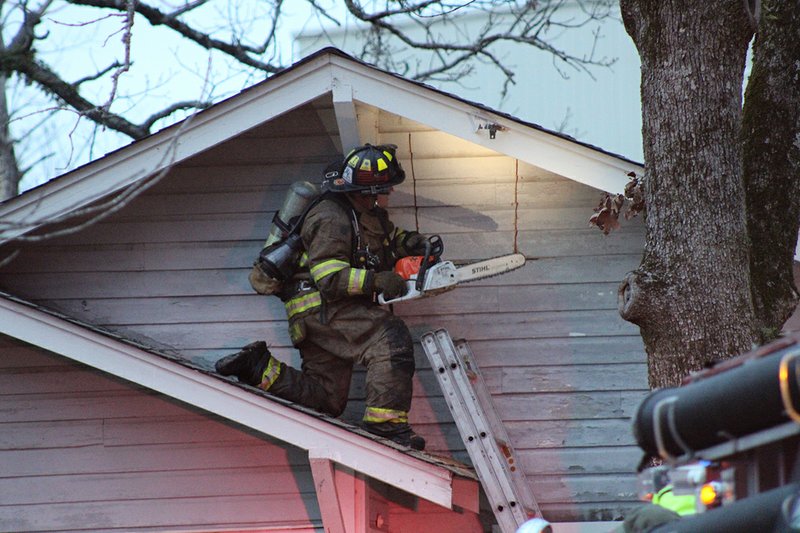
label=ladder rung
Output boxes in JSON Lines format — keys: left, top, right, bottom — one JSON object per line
{"left": 421, "top": 329, "right": 543, "bottom": 533}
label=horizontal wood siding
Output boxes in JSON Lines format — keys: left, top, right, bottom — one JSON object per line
{"left": 0, "top": 336, "right": 321, "bottom": 533}
{"left": 0, "top": 103, "right": 648, "bottom": 523}
{"left": 382, "top": 116, "right": 647, "bottom": 522}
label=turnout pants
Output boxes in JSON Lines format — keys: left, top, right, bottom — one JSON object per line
{"left": 268, "top": 302, "right": 415, "bottom": 421}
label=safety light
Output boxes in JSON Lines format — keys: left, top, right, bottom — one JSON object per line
{"left": 699, "top": 482, "right": 721, "bottom": 507}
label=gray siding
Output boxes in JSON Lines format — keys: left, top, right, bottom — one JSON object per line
{"left": 381, "top": 121, "right": 647, "bottom": 521}
{"left": 0, "top": 100, "right": 648, "bottom": 522}
{"left": 0, "top": 335, "right": 321, "bottom": 532}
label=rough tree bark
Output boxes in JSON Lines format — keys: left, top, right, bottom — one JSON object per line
{"left": 741, "top": 1, "right": 800, "bottom": 343}
{"left": 0, "top": 73, "right": 21, "bottom": 201}
{"left": 619, "top": 1, "right": 758, "bottom": 388}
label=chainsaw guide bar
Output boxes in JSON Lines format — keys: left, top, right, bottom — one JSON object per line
{"left": 378, "top": 253, "right": 526, "bottom": 304}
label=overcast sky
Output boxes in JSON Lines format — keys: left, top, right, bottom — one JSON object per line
{"left": 12, "top": 1, "right": 642, "bottom": 192}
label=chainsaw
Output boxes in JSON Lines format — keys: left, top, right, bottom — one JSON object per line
{"left": 378, "top": 235, "right": 526, "bottom": 305}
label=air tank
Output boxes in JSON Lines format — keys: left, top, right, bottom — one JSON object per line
{"left": 263, "top": 181, "right": 319, "bottom": 247}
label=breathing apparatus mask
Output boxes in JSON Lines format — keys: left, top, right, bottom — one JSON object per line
{"left": 257, "top": 233, "right": 304, "bottom": 281}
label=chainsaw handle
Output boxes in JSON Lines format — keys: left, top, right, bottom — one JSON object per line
{"left": 378, "top": 281, "right": 422, "bottom": 305}
{"left": 427, "top": 234, "right": 444, "bottom": 259}
{"left": 415, "top": 240, "right": 433, "bottom": 291}
{"left": 414, "top": 235, "right": 444, "bottom": 291}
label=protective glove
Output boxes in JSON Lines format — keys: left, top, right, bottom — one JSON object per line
{"left": 248, "top": 262, "right": 282, "bottom": 295}
{"left": 404, "top": 232, "right": 430, "bottom": 255}
{"left": 370, "top": 271, "right": 409, "bottom": 300}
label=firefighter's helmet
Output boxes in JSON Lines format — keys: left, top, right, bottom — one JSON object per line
{"left": 323, "top": 144, "right": 405, "bottom": 194}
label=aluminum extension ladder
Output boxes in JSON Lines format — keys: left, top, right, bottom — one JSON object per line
{"left": 421, "top": 328, "right": 543, "bottom": 533}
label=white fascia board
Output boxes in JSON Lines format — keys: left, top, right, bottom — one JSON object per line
{"left": 0, "top": 55, "right": 338, "bottom": 245}
{"left": 332, "top": 81, "right": 361, "bottom": 154}
{"left": 328, "top": 57, "right": 644, "bottom": 194}
{"left": 0, "top": 295, "right": 467, "bottom": 510}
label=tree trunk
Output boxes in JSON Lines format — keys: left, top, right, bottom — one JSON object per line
{"left": 741, "top": 0, "right": 800, "bottom": 343}
{"left": 0, "top": 74, "right": 21, "bottom": 201}
{"left": 619, "top": 1, "right": 756, "bottom": 388}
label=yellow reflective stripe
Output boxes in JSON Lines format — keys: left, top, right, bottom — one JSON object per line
{"left": 258, "top": 356, "right": 281, "bottom": 391}
{"left": 298, "top": 252, "right": 309, "bottom": 268}
{"left": 347, "top": 269, "right": 367, "bottom": 295}
{"left": 310, "top": 259, "right": 349, "bottom": 283}
{"left": 289, "top": 323, "right": 304, "bottom": 344}
{"left": 284, "top": 291, "right": 322, "bottom": 319}
{"left": 653, "top": 485, "right": 697, "bottom": 515}
{"left": 363, "top": 407, "right": 408, "bottom": 424}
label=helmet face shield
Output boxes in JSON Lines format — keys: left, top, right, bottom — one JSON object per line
{"left": 323, "top": 144, "right": 405, "bottom": 194}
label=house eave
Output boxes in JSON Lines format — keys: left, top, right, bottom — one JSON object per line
{"left": 326, "top": 53, "right": 643, "bottom": 194}
{"left": 0, "top": 293, "right": 478, "bottom": 512}
{"left": 0, "top": 48, "right": 644, "bottom": 247}
{"left": 0, "top": 53, "right": 338, "bottom": 245}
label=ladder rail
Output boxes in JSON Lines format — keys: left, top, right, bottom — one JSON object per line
{"left": 421, "top": 329, "right": 543, "bottom": 533}
{"left": 432, "top": 330, "right": 533, "bottom": 523}
{"left": 424, "top": 333, "right": 525, "bottom": 529}
{"left": 454, "top": 338, "right": 542, "bottom": 518}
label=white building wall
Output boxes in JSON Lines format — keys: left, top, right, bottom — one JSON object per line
{"left": 294, "top": 2, "right": 643, "bottom": 163}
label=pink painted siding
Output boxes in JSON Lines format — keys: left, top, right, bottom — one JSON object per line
{"left": 0, "top": 335, "right": 321, "bottom": 532}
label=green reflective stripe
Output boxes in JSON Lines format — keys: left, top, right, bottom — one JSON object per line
{"left": 348, "top": 269, "right": 367, "bottom": 295}
{"left": 258, "top": 356, "right": 281, "bottom": 391}
{"left": 284, "top": 291, "right": 322, "bottom": 319}
{"left": 653, "top": 485, "right": 697, "bottom": 516}
{"left": 363, "top": 407, "right": 408, "bottom": 424}
{"left": 310, "top": 259, "right": 349, "bottom": 283}
{"left": 289, "top": 323, "right": 305, "bottom": 344}
{"left": 298, "top": 252, "right": 309, "bottom": 268}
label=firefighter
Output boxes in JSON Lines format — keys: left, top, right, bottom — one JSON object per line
{"left": 216, "top": 144, "right": 431, "bottom": 450}
{"left": 611, "top": 484, "right": 694, "bottom": 532}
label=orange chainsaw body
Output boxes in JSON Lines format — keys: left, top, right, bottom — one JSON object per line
{"left": 394, "top": 256, "right": 430, "bottom": 280}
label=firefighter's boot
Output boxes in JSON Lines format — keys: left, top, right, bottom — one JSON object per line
{"left": 363, "top": 421, "right": 426, "bottom": 451}
{"left": 215, "top": 340, "right": 270, "bottom": 387}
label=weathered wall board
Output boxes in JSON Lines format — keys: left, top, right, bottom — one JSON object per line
{"left": 0, "top": 99, "right": 648, "bottom": 523}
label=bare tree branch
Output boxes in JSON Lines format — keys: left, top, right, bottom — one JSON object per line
{"left": 304, "top": 0, "right": 342, "bottom": 27}
{"left": 7, "top": 0, "right": 54, "bottom": 53}
{"left": 72, "top": 61, "right": 124, "bottom": 86}
{"left": 0, "top": 0, "right": 618, "bottom": 201}
{"left": 168, "top": 0, "right": 208, "bottom": 19}
{"left": 68, "top": 0, "right": 285, "bottom": 72}
{"left": 141, "top": 99, "right": 210, "bottom": 131}
{"left": 341, "top": 0, "right": 615, "bottom": 86}
{"left": 101, "top": 0, "right": 134, "bottom": 109}
{"left": 0, "top": 106, "right": 200, "bottom": 244}
{"left": 0, "top": 49, "right": 149, "bottom": 138}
